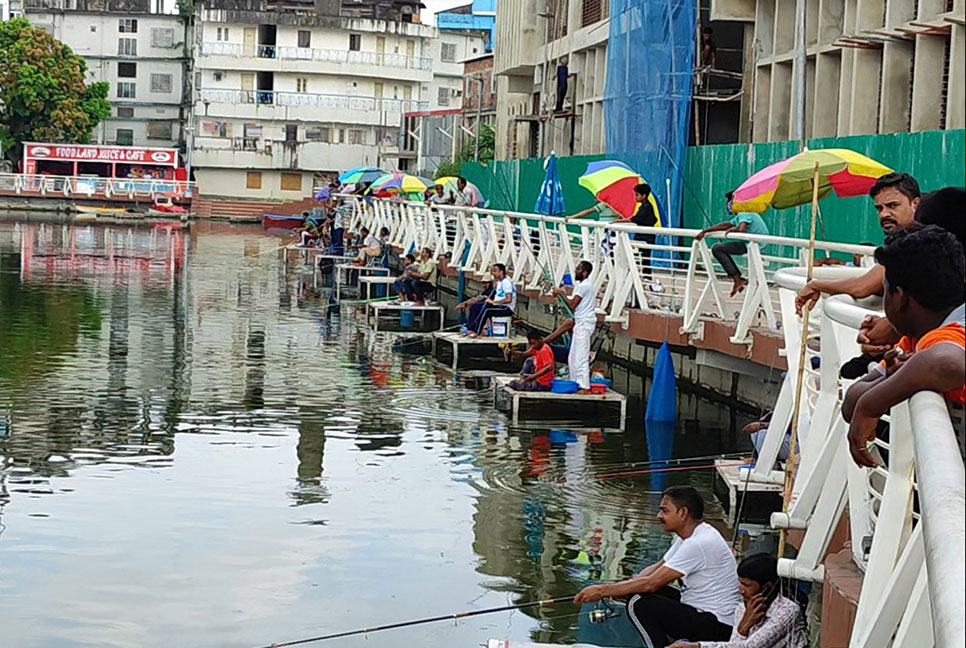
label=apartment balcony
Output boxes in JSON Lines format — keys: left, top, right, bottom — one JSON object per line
{"left": 191, "top": 138, "right": 388, "bottom": 172}
{"left": 197, "top": 42, "right": 434, "bottom": 83}
{"left": 197, "top": 89, "right": 427, "bottom": 126}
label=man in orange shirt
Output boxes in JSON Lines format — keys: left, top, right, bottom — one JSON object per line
{"left": 508, "top": 331, "right": 556, "bottom": 392}
{"left": 843, "top": 226, "right": 965, "bottom": 467}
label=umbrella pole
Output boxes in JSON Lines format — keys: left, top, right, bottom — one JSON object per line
{"left": 777, "top": 162, "right": 821, "bottom": 559}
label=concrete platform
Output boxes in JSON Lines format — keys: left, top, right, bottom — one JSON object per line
{"left": 493, "top": 376, "right": 627, "bottom": 430}
{"left": 334, "top": 264, "right": 391, "bottom": 301}
{"left": 432, "top": 330, "right": 528, "bottom": 372}
{"left": 358, "top": 275, "right": 399, "bottom": 302}
{"left": 367, "top": 301, "right": 444, "bottom": 333}
{"left": 713, "top": 458, "right": 783, "bottom": 527}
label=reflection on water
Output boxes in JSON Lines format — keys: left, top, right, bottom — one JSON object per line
{"left": 0, "top": 218, "right": 751, "bottom": 648}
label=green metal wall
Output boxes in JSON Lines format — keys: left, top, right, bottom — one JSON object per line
{"left": 462, "top": 129, "right": 966, "bottom": 245}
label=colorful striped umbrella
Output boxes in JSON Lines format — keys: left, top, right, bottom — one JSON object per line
{"left": 578, "top": 160, "right": 663, "bottom": 225}
{"left": 368, "top": 172, "right": 431, "bottom": 197}
{"left": 338, "top": 166, "right": 386, "bottom": 185}
{"left": 731, "top": 148, "right": 892, "bottom": 213}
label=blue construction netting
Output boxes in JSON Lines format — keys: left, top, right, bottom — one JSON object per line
{"left": 604, "top": 0, "right": 696, "bottom": 228}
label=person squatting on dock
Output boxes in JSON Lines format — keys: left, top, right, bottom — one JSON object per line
{"left": 552, "top": 260, "right": 598, "bottom": 393}
{"left": 669, "top": 553, "right": 807, "bottom": 648}
{"left": 506, "top": 330, "right": 555, "bottom": 392}
{"left": 574, "top": 487, "right": 741, "bottom": 647}
{"left": 843, "top": 225, "right": 966, "bottom": 465}
{"left": 468, "top": 263, "right": 516, "bottom": 337}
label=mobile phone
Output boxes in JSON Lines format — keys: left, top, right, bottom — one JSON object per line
{"left": 758, "top": 582, "right": 779, "bottom": 608}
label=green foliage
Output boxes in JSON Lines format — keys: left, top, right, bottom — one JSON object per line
{"left": 433, "top": 159, "right": 461, "bottom": 179}
{"left": 0, "top": 18, "right": 112, "bottom": 164}
{"left": 176, "top": 0, "right": 195, "bottom": 20}
{"left": 434, "top": 123, "right": 496, "bottom": 179}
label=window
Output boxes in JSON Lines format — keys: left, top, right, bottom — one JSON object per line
{"left": 281, "top": 172, "right": 302, "bottom": 191}
{"left": 297, "top": 30, "right": 311, "bottom": 48}
{"left": 147, "top": 121, "right": 173, "bottom": 140}
{"left": 216, "top": 27, "right": 229, "bottom": 41}
{"left": 296, "top": 77, "right": 308, "bottom": 93}
{"left": 118, "top": 62, "right": 136, "bottom": 78}
{"left": 201, "top": 120, "right": 230, "bottom": 137}
{"left": 285, "top": 124, "right": 298, "bottom": 142}
{"left": 348, "top": 129, "right": 366, "bottom": 145}
{"left": 306, "top": 127, "right": 325, "bottom": 141}
{"left": 213, "top": 71, "right": 224, "bottom": 82}
{"left": 151, "top": 27, "right": 174, "bottom": 47}
{"left": 349, "top": 34, "right": 361, "bottom": 51}
{"left": 437, "top": 86, "right": 449, "bottom": 106}
{"left": 117, "top": 82, "right": 136, "bottom": 98}
{"left": 243, "top": 123, "right": 262, "bottom": 138}
{"left": 118, "top": 18, "right": 137, "bottom": 33}
{"left": 117, "top": 106, "right": 134, "bottom": 118}
{"left": 151, "top": 73, "right": 172, "bottom": 94}
{"left": 118, "top": 37, "right": 137, "bottom": 56}
{"left": 246, "top": 171, "right": 262, "bottom": 190}
{"left": 116, "top": 129, "right": 134, "bottom": 145}
{"left": 441, "top": 43, "right": 456, "bottom": 62}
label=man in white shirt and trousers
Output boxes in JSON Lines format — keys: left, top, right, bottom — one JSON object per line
{"left": 574, "top": 486, "right": 741, "bottom": 647}
{"left": 553, "top": 260, "right": 597, "bottom": 394}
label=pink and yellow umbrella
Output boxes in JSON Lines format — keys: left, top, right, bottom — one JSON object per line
{"left": 731, "top": 148, "right": 892, "bottom": 213}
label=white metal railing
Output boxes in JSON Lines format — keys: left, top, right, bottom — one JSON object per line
{"left": 199, "top": 42, "right": 433, "bottom": 70}
{"left": 198, "top": 88, "right": 428, "bottom": 113}
{"left": 0, "top": 173, "right": 195, "bottom": 199}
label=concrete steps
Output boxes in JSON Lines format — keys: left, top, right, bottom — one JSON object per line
{"left": 194, "top": 197, "right": 323, "bottom": 222}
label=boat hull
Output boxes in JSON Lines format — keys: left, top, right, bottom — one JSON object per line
{"left": 262, "top": 214, "right": 304, "bottom": 230}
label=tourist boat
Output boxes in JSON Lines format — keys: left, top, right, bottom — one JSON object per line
{"left": 148, "top": 193, "right": 193, "bottom": 221}
{"left": 75, "top": 204, "right": 128, "bottom": 216}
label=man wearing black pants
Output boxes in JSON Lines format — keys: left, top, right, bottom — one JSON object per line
{"left": 631, "top": 183, "right": 659, "bottom": 278}
{"left": 574, "top": 487, "right": 740, "bottom": 647}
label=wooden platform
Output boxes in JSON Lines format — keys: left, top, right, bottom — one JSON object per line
{"left": 334, "top": 264, "right": 390, "bottom": 301}
{"left": 493, "top": 376, "right": 627, "bottom": 430}
{"left": 713, "top": 459, "right": 783, "bottom": 527}
{"left": 367, "top": 301, "right": 444, "bottom": 333}
{"left": 432, "top": 330, "right": 529, "bottom": 372}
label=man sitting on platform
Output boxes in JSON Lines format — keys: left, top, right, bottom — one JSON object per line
{"left": 398, "top": 247, "right": 437, "bottom": 304}
{"left": 469, "top": 263, "right": 516, "bottom": 337}
{"left": 507, "top": 330, "right": 556, "bottom": 392}
{"left": 394, "top": 254, "right": 418, "bottom": 300}
{"left": 455, "top": 280, "right": 495, "bottom": 333}
{"left": 574, "top": 486, "right": 740, "bottom": 648}
{"left": 354, "top": 227, "right": 383, "bottom": 265}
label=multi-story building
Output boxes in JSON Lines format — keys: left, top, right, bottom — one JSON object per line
{"left": 462, "top": 53, "right": 496, "bottom": 137}
{"left": 435, "top": 0, "right": 496, "bottom": 51}
{"left": 493, "top": 0, "right": 609, "bottom": 159}
{"left": 25, "top": 0, "right": 188, "bottom": 150}
{"left": 190, "top": 0, "right": 435, "bottom": 202}
{"left": 711, "top": 0, "right": 965, "bottom": 141}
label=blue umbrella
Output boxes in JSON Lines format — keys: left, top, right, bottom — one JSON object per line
{"left": 534, "top": 152, "right": 565, "bottom": 215}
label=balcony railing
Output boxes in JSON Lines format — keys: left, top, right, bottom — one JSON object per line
{"left": 199, "top": 42, "right": 433, "bottom": 70}
{"left": 199, "top": 88, "right": 427, "bottom": 113}
{"left": 0, "top": 173, "right": 195, "bottom": 199}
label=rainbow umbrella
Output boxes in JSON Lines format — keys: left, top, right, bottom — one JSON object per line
{"left": 338, "top": 166, "right": 385, "bottom": 185}
{"left": 732, "top": 148, "right": 892, "bottom": 213}
{"left": 578, "top": 160, "right": 663, "bottom": 225}
{"left": 368, "top": 172, "right": 431, "bottom": 197}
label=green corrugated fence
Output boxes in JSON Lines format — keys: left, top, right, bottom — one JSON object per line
{"left": 461, "top": 129, "right": 965, "bottom": 246}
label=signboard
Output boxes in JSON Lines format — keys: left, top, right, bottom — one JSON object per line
{"left": 24, "top": 143, "right": 179, "bottom": 167}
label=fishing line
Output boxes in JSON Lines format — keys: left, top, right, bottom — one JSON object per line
{"left": 254, "top": 597, "right": 575, "bottom": 647}
{"left": 592, "top": 462, "right": 719, "bottom": 480}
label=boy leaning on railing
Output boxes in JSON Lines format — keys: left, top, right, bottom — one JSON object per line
{"left": 842, "top": 225, "right": 966, "bottom": 467}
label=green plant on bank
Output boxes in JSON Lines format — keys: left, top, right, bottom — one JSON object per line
{"left": 434, "top": 123, "right": 495, "bottom": 179}
{"left": 0, "top": 18, "right": 111, "bottom": 167}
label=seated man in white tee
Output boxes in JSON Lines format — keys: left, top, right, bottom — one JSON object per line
{"left": 574, "top": 486, "right": 740, "bottom": 647}
{"left": 469, "top": 263, "right": 516, "bottom": 337}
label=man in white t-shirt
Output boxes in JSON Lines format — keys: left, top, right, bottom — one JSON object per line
{"left": 574, "top": 486, "right": 740, "bottom": 647}
{"left": 469, "top": 263, "right": 516, "bottom": 336}
{"left": 552, "top": 260, "right": 597, "bottom": 392}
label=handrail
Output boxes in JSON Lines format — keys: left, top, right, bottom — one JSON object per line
{"left": 199, "top": 42, "right": 433, "bottom": 69}
{"left": 0, "top": 173, "right": 195, "bottom": 199}
{"left": 908, "top": 392, "right": 966, "bottom": 648}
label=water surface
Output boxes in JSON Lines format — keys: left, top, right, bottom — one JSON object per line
{"left": 0, "top": 218, "right": 748, "bottom": 648}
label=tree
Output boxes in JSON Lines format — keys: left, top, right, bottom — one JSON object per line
{"left": 0, "top": 18, "right": 111, "bottom": 167}
{"left": 434, "top": 123, "right": 496, "bottom": 178}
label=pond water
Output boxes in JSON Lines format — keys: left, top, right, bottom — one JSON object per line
{"left": 0, "top": 218, "right": 751, "bottom": 648}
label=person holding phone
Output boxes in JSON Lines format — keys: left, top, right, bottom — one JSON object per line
{"left": 669, "top": 553, "right": 807, "bottom": 648}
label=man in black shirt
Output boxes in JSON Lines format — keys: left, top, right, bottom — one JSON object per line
{"left": 555, "top": 56, "right": 569, "bottom": 112}
{"left": 632, "top": 183, "right": 659, "bottom": 277}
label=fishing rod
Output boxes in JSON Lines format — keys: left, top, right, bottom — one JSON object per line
{"left": 255, "top": 596, "right": 574, "bottom": 648}
{"left": 593, "top": 462, "right": 719, "bottom": 480}
{"left": 594, "top": 451, "right": 744, "bottom": 472}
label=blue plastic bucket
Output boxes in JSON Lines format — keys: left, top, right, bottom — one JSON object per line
{"left": 551, "top": 379, "right": 580, "bottom": 394}
{"left": 400, "top": 308, "right": 414, "bottom": 328}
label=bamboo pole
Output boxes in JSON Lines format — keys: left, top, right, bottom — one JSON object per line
{"left": 777, "top": 161, "right": 821, "bottom": 559}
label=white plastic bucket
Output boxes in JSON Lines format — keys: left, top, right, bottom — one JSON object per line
{"left": 489, "top": 316, "right": 511, "bottom": 338}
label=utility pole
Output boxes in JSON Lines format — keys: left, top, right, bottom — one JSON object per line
{"left": 473, "top": 75, "right": 484, "bottom": 162}
{"left": 793, "top": 0, "right": 807, "bottom": 147}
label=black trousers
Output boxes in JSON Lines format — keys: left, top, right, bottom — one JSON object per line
{"left": 635, "top": 233, "right": 657, "bottom": 276}
{"left": 711, "top": 241, "right": 748, "bottom": 278}
{"left": 473, "top": 304, "right": 513, "bottom": 334}
{"left": 627, "top": 587, "right": 732, "bottom": 648}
